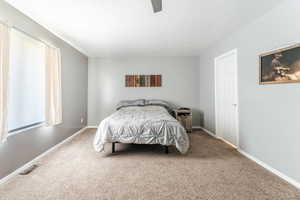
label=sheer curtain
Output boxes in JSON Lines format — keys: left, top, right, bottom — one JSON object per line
{"left": 0, "top": 23, "right": 10, "bottom": 142}
{"left": 45, "top": 46, "right": 62, "bottom": 126}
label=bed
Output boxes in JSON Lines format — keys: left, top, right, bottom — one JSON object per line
{"left": 93, "top": 99, "right": 190, "bottom": 154}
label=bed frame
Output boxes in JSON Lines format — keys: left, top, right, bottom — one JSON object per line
{"left": 112, "top": 142, "right": 169, "bottom": 154}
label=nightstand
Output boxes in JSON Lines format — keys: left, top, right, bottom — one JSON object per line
{"left": 174, "top": 108, "right": 192, "bottom": 133}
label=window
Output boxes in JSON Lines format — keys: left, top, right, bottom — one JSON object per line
{"left": 8, "top": 29, "right": 45, "bottom": 133}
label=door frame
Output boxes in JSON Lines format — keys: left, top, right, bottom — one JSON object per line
{"left": 214, "top": 49, "right": 239, "bottom": 148}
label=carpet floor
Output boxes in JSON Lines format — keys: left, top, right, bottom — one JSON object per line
{"left": 0, "top": 129, "right": 299, "bottom": 200}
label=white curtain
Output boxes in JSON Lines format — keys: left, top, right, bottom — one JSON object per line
{"left": 0, "top": 23, "right": 10, "bottom": 142}
{"left": 45, "top": 46, "right": 62, "bottom": 126}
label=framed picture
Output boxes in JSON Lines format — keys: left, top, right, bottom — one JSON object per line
{"left": 125, "top": 75, "right": 162, "bottom": 87}
{"left": 259, "top": 44, "right": 300, "bottom": 84}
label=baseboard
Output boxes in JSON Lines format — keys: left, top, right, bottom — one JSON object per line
{"left": 199, "top": 127, "right": 236, "bottom": 147}
{"left": 200, "top": 126, "right": 300, "bottom": 189}
{"left": 219, "top": 137, "right": 238, "bottom": 148}
{"left": 238, "top": 149, "right": 300, "bottom": 189}
{"left": 199, "top": 126, "right": 218, "bottom": 138}
{"left": 192, "top": 126, "right": 202, "bottom": 130}
{"left": 0, "top": 127, "right": 87, "bottom": 185}
{"left": 86, "top": 126, "right": 97, "bottom": 129}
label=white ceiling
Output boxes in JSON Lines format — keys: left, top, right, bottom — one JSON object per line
{"left": 5, "top": 0, "right": 283, "bottom": 57}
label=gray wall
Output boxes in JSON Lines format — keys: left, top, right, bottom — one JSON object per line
{"left": 199, "top": 0, "right": 300, "bottom": 183}
{"left": 0, "top": 1, "right": 88, "bottom": 179}
{"left": 88, "top": 57, "right": 200, "bottom": 126}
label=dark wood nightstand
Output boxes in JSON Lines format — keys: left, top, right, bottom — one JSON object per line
{"left": 174, "top": 108, "right": 192, "bottom": 133}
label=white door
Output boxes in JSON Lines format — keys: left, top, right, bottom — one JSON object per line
{"left": 215, "top": 49, "right": 239, "bottom": 148}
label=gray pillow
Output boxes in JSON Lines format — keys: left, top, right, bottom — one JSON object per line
{"left": 145, "top": 99, "right": 178, "bottom": 112}
{"left": 116, "top": 99, "right": 145, "bottom": 110}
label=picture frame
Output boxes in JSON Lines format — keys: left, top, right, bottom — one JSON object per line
{"left": 125, "top": 75, "right": 162, "bottom": 87}
{"left": 259, "top": 43, "right": 300, "bottom": 85}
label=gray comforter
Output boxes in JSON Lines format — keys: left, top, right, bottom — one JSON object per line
{"left": 93, "top": 105, "right": 190, "bottom": 154}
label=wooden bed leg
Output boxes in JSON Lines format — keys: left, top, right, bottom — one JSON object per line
{"left": 112, "top": 142, "right": 115, "bottom": 153}
{"left": 165, "top": 146, "right": 169, "bottom": 154}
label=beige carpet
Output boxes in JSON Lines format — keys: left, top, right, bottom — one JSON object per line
{"left": 0, "top": 129, "right": 299, "bottom": 200}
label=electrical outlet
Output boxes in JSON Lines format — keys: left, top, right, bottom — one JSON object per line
{"left": 80, "top": 117, "right": 84, "bottom": 124}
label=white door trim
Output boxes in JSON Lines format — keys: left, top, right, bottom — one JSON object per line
{"left": 214, "top": 48, "right": 239, "bottom": 148}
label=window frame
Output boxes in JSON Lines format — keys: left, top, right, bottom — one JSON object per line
{"left": 8, "top": 122, "right": 45, "bottom": 136}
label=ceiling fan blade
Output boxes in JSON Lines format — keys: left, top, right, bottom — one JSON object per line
{"left": 151, "top": 0, "right": 162, "bottom": 13}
